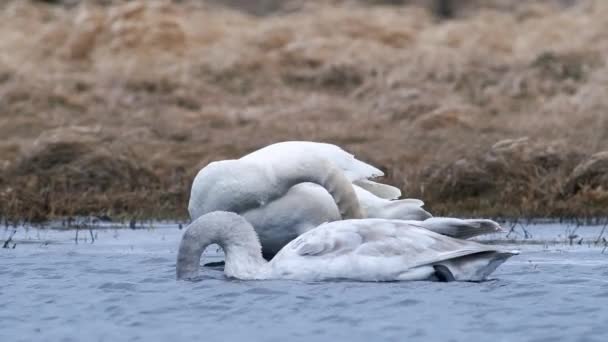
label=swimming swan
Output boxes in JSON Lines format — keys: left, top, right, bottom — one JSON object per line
{"left": 176, "top": 211, "right": 518, "bottom": 282}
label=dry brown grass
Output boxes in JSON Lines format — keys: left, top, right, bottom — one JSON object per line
{"left": 1, "top": 0, "right": 607, "bottom": 221}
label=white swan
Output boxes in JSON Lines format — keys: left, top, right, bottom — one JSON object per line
{"left": 176, "top": 211, "right": 518, "bottom": 282}
{"left": 188, "top": 152, "right": 364, "bottom": 220}
{"left": 188, "top": 141, "right": 434, "bottom": 258}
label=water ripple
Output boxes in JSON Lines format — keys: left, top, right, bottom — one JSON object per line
{"left": 98, "top": 282, "right": 137, "bottom": 291}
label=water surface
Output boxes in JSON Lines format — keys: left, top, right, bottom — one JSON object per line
{"left": 1, "top": 223, "right": 607, "bottom": 342}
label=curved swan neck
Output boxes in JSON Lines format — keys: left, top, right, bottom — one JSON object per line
{"left": 176, "top": 211, "right": 267, "bottom": 280}
{"left": 275, "top": 156, "right": 364, "bottom": 219}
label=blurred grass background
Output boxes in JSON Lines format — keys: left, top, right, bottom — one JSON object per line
{"left": 0, "top": 0, "right": 607, "bottom": 222}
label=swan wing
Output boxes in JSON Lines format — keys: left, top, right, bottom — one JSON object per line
{"left": 273, "top": 219, "right": 517, "bottom": 281}
{"left": 408, "top": 217, "right": 504, "bottom": 239}
{"left": 289, "top": 220, "right": 497, "bottom": 265}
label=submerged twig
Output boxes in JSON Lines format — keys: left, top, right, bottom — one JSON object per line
{"left": 595, "top": 219, "right": 608, "bottom": 245}
{"left": 521, "top": 222, "right": 532, "bottom": 239}
{"left": 2, "top": 229, "right": 17, "bottom": 249}
{"left": 506, "top": 218, "right": 518, "bottom": 238}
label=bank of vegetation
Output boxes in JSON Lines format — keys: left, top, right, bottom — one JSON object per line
{"left": 1, "top": 0, "right": 606, "bottom": 221}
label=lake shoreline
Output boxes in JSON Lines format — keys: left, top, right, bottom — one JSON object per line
{"left": 3, "top": 219, "right": 607, "bottom": 249}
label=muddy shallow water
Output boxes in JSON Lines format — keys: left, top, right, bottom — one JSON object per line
{"left": 1, "top": 222, "right": 608, "bottom": 342}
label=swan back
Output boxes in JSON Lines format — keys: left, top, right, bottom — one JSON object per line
{"left": 269, "top": 219, "right": 517, "bottom": 282}
{"left": 241, "top": 141, "right": 384, "bottom": 181}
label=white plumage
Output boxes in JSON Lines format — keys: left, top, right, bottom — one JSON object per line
{"left": 241, "top": 141, "right": 399, "bottom": 196}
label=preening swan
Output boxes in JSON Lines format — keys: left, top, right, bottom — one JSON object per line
{"left": 176, "top": 211, "right": 518, "bottom": 282}
{"left": 188, "top": 153, "right": 363, "bottom": 220}
{"left": 188, "top": 141, "right": 431, "bottom": 258}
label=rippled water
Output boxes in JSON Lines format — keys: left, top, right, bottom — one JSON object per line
{"left": 1, "top": 223, "right": 608, "bottom": 342}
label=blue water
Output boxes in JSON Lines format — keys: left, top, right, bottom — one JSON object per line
{"left": 1, "top": 223, "right": 608, "bottom": 342}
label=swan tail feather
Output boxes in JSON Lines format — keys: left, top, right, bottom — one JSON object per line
{"left": 344, "top": 160, "right": 384, "bottom": 181}
{"left": 382, "top": 199, "right": 432, "bottom": 220}
{"left": 353, "top": 179, "right": 402, "bottom": 200}
{"left": 434, "top": 250, "right": 518, "bottom": 282}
